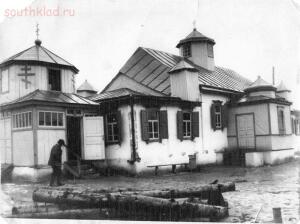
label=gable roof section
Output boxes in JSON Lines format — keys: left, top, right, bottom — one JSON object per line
{"left": 0, "top": 44, "right": 79, "bottom": 73}
{"left": 102, "top": 47, "right": 252, "bottom": 96}
{"left": 90, "top": 88, "right": 146, "bottom": 101}
{"left": 0, "top": 89, "right": 97, "bottom": 109}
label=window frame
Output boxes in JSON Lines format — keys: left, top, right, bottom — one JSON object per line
{"left": 12, "top": 111, "right": 32, "bottom": 130}
{"left": 48, "top": 68, "right": 62, "bottom": 92}
{"left": 182, "top": 43, "right": 191, "bottom": 58}
{"left": 182, "top": 112, "right": 192, "bottom": 138}
{"left": 215, "top": 104, "right": 222, "bottom": 129}
{"left": 207, "top": 43, "right": 214, "bottom": 58}
{"left": 38, "top": 110, "right": 65, "bottom": 128}
{"left": 147, "top": 110, "right": 160, "bottom": 141}
{"left": 0, "top": 68, "right": 9, "bottom": 94}
{"left": 277, "top": 106, "right": 286, "bottom": 135}
{"left": 105, "top": 113, "right": 120, "bottom": 144}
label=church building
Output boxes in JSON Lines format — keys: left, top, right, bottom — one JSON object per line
{"left": 1, "top": 27, "right": 299, "bottom": 180}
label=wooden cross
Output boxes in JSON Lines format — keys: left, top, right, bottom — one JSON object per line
{"left": 18, "top": 65, "right": 35, "bottom": 89}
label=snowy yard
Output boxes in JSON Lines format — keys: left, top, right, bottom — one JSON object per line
{"left": 1, "top": 159, "right": 300, "bottom": 223}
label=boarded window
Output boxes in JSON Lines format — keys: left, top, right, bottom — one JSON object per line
{"left": 12, "top": 111, "right": 32, "bottom": 129}
{"left": 105, "top": 111, "right": 122, "bottom": 144}
{"left": 177, "top": 111, "right": 199, "bottom": 140}
{"left": 277, "top": 107, "right": 285, "bottom": 135}
{"left": 141, "top": 110, "right": 168, "bottom": 142}
{"left": 48, "top": 69, "right": 61, "bottom": 91}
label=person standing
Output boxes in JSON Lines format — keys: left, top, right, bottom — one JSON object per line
{"left": 48, "top": 139, "right": 66, "bottom": 186}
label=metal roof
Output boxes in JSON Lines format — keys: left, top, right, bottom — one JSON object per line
{"left": 176, "top": 28, "right": 215, "bottom": 48}
{"left": 90, "top": 88, "right": 146, "bottom": 101}
{"left": 1, "top": 89, "right": 97, "bottom": 108}
{"left": 244, "top": 76, "right": 276, "bottom": 92}
{"left": 169, "top": 60, "right": 198, "bottom": 73}
{"left": 102, "top": 47, "right": 251, "bottom": 95}
{"left": 77, "top": 80, "right": 98, "bottom": 92}
{"left": 0, "top": 40, "right": 79, "bottom": 73}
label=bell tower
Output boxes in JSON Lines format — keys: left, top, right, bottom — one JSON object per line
{"left": 176, "top": 28, "right": 215, "bottom": 71}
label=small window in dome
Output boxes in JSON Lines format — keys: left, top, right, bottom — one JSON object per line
{"left": 182, "top": 43, "right": 191, "bottom": 58}
{"left": 207, "top": 44, "right": 214, "bottom": 58}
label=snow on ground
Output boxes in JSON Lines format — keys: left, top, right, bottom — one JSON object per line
{"left": 1, "top": 159, "right": 300, "bottom": 223}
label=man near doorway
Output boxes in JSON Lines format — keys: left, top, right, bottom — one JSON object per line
{"left": 48, "top": 139, "right": 66, "bottom": 186}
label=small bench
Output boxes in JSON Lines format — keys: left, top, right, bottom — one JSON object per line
{"left": 147, "top": 163, "right": 188, "bottom": 175}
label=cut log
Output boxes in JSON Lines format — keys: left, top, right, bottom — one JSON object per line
{"left": 6, "top": 208, "right": 108, "bottom": 219}
{"left": 32, "top": 189, "right": 228, "bottom": 219}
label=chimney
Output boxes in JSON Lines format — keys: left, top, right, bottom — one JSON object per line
{"left": 176, "top": 28, "right": 215, "bottom": 71}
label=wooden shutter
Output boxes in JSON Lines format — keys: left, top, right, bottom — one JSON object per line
{"left": 141, "top": 110, "right": 149, "bottom": 142}
{"left": 210, "top": 103, "right": 216, "bottom": 131}
{"left": 159, "top": 110, "right": 168, "bottom": 139}
{"left": 116, "top": 111, "right": 122, "bottom": 143}
{"left": 177, "top": 111, "right": 183, "bottom": 141}
{"left": 104, "top": 115, "right": 108, "bottom": 144}
{"left": 192, "top": 111, "right": 200, "bottom": 138}
{"left": 221, "top": 104, "right": 228, "bottom": 129}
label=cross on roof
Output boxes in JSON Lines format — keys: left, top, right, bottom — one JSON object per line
{"left": 18, "top": 65, "right": 35, "bottom": 89}
{"left": 36, "top": 23, "right": 39, "bottom": 39}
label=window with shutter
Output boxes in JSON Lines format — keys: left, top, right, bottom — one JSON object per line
{"left": 277, "top": 107, "right": 285, "bottom": 135}
{"left": 177, "top": 111, "right": 183, "bottom": 141}
{"left": 105, "top": 111, "right": 122, "bottom": 144}
{"left": 159, "top": 111, "right": 168, "bottom": 140}
{"left": 192, "top": 111, "right": 199, "bottom": 138}
{"left": 141, "top": 110, "right": 149, "bottom": 142}
{"left": 211, "top": 101, "right": 223, "bottom": 131}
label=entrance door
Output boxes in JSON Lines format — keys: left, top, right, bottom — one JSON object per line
{"left": 67, "top": 116, "right": 82, "bottom": 160}
{"left": 82, "top": 116, "right": 105, "bottom": 160}
{"left": 237, "top": 114, "right": 255, "bottom": 149}
{"left": 0, "top": 118, "right": 12, "bottom": 164}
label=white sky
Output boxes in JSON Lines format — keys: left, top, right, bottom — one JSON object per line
{"left": 0, "top": 0, "right": 299, "bottom": 108}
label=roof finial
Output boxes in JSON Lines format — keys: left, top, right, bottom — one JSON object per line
{"left": 193, "top": 20, "right": 197, "bottom": 31}
{"left": 35, "top": 23, "right": 42, "bottom": 46}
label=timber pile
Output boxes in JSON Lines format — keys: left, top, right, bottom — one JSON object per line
{"left": 9, "top": 182, "right": 235, "bottom": 221}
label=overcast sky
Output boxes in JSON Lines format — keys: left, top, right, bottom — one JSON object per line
{"left": 0, "top": 0, "right": 299, "bottom": 108}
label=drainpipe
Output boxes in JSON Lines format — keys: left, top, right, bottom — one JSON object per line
{"left": 128, "top": 95, "right": 137, "bottom": 164}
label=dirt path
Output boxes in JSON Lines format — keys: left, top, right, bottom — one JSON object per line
{"left": 1, "top": 159, "right": 300, "bottom": 223}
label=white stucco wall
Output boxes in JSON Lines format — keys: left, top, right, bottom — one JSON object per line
{"left": 201, "top": 93, "right": 228, "bottom": 153}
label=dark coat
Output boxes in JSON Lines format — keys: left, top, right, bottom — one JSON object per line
{"left": 48, "top": 144, "right": 62, "bottom": 166}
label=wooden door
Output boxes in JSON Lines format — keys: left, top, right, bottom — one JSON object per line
{"left": 237, "top": 114, "right": 255, "bottom": 149}
{"left": 67, "top": 116, "right": 82, "bottom": 161}
{"left": 82, "top": 116, "right": 105, "bottom": 160}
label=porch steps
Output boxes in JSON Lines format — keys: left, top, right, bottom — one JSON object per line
{"left": 63, "top": 160, "right": 99, "bottom": 179}
{"left": 1, "top": 163, "right": 13, "bottom": 181}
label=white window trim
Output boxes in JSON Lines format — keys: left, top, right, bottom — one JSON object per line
{"left": 183, "top": 112, "right": 192, "bottom": 138}
{"left": 12, "top": 111, "right": 32, "bottom": 130}
{"left": 38, "top": 110, "right": 65, "bottom": 128}
{"left": 148, "top": 119, "right": 159, "bottom": 140}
